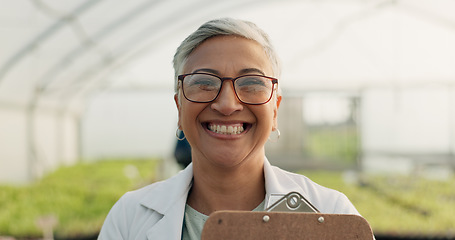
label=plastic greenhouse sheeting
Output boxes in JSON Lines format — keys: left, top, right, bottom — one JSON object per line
{"left": 1, "top": 0, "right": 455, "bottom": 183}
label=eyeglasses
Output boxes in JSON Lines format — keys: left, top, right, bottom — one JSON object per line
{"left": 178, "top": 73, "right": 278, "bottom": 105}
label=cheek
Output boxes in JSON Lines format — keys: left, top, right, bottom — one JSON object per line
{"left": 179, "top": 107, "right": 193, "bottom": 127}
{"left": 252, "top": 106, "right": 275, "bottom": 126}
{"left": 179, "top": 102, "right": 206, "bottom": 128}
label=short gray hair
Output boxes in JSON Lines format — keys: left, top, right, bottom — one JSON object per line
{"left": 172, "top": 18, "right": 281, "bottom": 93}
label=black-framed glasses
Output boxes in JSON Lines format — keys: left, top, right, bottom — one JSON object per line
{"left": 178, "top": 73, "right": 278, "bottom": 105}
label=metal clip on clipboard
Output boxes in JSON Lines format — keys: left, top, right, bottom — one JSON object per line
{"left": 265, "top": 191, "right": 320, "bottom": 213}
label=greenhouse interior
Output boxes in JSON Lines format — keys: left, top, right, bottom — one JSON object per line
{"left": 1, "top": 0, "right": 454, "bottom": 239}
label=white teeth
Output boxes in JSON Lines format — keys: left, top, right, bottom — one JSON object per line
{"left": 209, "top": 124, "right": 244, "bottom": 135}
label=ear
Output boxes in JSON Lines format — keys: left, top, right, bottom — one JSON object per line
{"left": 272, "top": 95, "right": 282, "bottom": 131}
{"left": 174, "top": 93, "right": 182, "bottom": 129}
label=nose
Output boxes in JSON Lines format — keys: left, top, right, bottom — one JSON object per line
{"left": 211, "top": 81, "right": 243, "bottom": 115}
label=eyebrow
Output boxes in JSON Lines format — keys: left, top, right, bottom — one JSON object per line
{"left": 239, "top": 68, "right": 266, "bottom": 76}
{"left": 192, "top": 68, "right": 220, "bottom": 75}
{"left": 192, "top": 68, "right": 266, "bottom": 76}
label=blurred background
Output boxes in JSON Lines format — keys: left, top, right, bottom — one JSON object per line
{"left": 0, "top": 0, "right": 454, "bottom": 239}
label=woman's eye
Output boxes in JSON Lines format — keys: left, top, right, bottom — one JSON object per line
{"left": 238, "top": 77, "right": 267, "bottom": 87}
{"left": 191, "top": 79, "right": 218, "bottom": 90}
{"left": 237, "top": 78, "right": 269, "bottom": 92}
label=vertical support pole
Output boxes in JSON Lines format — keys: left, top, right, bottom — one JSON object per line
{"left": 26, "top": 90, "right": 39, "bottom": 182}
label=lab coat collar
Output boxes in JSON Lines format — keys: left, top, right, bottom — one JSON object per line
{"left": 139, "top": 157, "right": 302, "bottom": 213}
{"left": 141, "top": 163, "right": 193, "bottom": 239}
{"left": 263, "top": 158, "right": 310, "bottom": 208}
{"left": 139, "top": 158, "right": 308, "bottom": 239}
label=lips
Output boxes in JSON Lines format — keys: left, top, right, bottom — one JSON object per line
{"left": 206, "top": 122, "right": 248, "bottom": 135}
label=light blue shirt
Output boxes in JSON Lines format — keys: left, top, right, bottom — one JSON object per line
{"left": 181, "top": 200, "right": 265, "bottom": 240}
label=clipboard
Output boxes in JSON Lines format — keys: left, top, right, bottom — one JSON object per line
{"left": 201, "top": 211, "right": 374, "bottom": 240}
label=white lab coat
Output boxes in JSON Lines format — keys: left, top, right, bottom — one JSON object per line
{"left": 98, "top": 158, "right": 360, "bottom": 240}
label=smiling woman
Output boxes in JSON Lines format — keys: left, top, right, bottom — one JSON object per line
{"left": 176, "top": 35, "right": 279, "bottom": 170}
{"left": 97, "top": 18, "right": 362, "bottom": 240}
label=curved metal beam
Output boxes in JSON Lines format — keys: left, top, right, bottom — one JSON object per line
{"left": 0, "top": 0, "right": 103, "bottom": 87}
{"left": 42, "top": 0, "right": 283, "bottom": 99}
{"left": 13, "top": 0, "right": 102, "bottom": 181}
{"left": 36, "top": 0, "right": 165, "bottom": 92}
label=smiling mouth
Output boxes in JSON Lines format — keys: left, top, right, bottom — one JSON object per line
{"left": 206, "top": 123, "right": 249, "bottom": 135}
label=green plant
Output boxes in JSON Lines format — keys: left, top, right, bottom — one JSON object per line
{"left": 0, "top": 159, "right": 158, "bottom": 238}
{"left": 300, "top": 171, "right": 455, "bottom": 236}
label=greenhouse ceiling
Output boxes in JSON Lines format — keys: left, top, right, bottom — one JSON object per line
{"left": 1, "top": 0, "right": 455, "bottom": 110}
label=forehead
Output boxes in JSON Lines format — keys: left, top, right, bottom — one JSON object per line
{"left": 184, "top": 36, "right": 273, "bottom": 76}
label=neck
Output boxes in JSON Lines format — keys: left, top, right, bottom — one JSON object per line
{"left": 187, "top": 156, "right": 265, "bottom": 216}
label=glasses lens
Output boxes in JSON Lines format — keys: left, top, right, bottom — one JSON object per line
{"left": 182, "top": 74, "right": 221, "bottom": 102}
{"left": 234, "top": 76, "right": 274, "bottom": 104}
